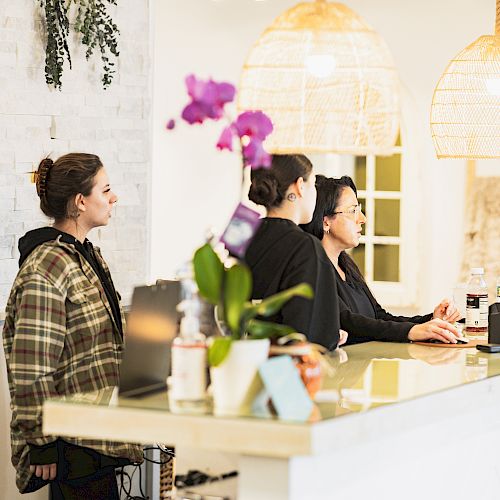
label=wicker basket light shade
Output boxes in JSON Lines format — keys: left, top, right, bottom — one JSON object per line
{"left": 238, "top": 0, "right": 400, "bottom": 155}
{"left": 430, "top": 1, "right": 500, "bottom": 159}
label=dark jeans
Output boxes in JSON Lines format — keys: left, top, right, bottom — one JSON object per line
{"left": 49, "top": 468, "right": 120, "bottom": 500}
{"left": 26, "top": 439, "right": 130, "bottom": 499}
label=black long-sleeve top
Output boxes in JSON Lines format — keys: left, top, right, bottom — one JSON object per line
{"left": 245, "top": 218, "right": 340, "bottom": 350}
{"left": 335, "top": 266, "right": 433, "bottom": 345}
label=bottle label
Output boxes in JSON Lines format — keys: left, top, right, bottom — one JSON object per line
{"left": 466, "top": 294, "right": 488, "bottom": 329}
{"left": 171, "top": 344, "right": 207, "bottom": 400}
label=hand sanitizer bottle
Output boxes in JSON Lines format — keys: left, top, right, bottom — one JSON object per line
{"left": 170, "top": 297, "right": 207, "bottom": 412}
{"left": 465, "top": 267, "right": 488, "bottom": 339}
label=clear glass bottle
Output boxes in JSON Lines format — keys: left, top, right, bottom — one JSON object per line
{"left": 465, "top": 267, "right": 488, "bottom": 339}
{"left": 170, "top": 274, "right": 207, "bottom": 413}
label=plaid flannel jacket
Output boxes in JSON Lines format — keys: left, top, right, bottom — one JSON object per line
{"left": 2, "top": 236, "right": 143, "bottom": 492}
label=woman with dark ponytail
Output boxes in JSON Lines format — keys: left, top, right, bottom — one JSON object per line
{"left": 2, "top": 153, "right": 143, "bottom": 498}
{"left": 245, "top": 154, "right": 346, "bottom": 350}
{"left": 301, "top": 175, "right": 462, "bottom": 344}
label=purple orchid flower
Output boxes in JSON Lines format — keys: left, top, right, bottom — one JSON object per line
{"left": 176, "top": 74, "right": 274, "bottom": 169}
{"left": 182, "top": 74, "right": 236, "bottom": 125}
{"left": 234, "top": 111, "right": 273, "bottom": 141}
{"left": 166, "top": 119, "right": 176, "bottom": 130}
{"left": 243, "top": 138, "right": 272, "bottom": 169}
{"left": 216, "top": 126, "right": 234, "bottom": 151}
{"left": 181, "top": 101, "right": 208, "bottom": 124}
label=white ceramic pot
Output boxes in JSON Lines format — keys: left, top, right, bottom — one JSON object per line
{"left": 210, "top": 338, "right": 270, "bottom": 417}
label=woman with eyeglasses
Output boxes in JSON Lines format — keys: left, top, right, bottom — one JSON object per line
{"left": 301, "top": 175, "right": 462, "bottom": 345}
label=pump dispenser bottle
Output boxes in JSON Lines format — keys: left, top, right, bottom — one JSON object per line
{"left": 170, "top": 288, "right": 207, "bottom": 412}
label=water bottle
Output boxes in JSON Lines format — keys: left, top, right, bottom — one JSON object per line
{"left": 465, "top": 267, "right": 488, "bottom": 338}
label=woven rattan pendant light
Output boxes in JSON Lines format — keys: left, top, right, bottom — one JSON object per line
{"left": 430, "top": 0, "right": 500, "bottom": 159}
{"left": 238, "top": 0, "right": 400, "bottom": 155}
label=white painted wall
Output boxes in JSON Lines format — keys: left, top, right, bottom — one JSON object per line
{"left": 151, "top": 0, "right": 497, "bottom": 313}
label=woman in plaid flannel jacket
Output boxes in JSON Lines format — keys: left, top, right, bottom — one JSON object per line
{"left": 2, "top": 154, "right": 143, "bottom": 498}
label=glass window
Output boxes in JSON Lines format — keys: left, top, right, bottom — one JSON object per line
{"left": 374, "top": 244, "right": 399, "bottom": 282}
{"left": 353, "top": 147, "right": 402, "bottom": 286}
{"left": 354, "top": 156, "right": 366, "bottom": 190}
{"left": 374, "top": 199, "right": 400, "bottom": 237}
{"left": 375, "top": 154, "right": 401, "bottom": 191}
{"left": 359, "top": 197, "right": 366, "bottom": 235}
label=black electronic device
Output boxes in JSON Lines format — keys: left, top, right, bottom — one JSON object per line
{"left": 118, "top": 281, "right": 181, "bottom": 398}
{"left": 488, "top": 303, "right": 500, "bottom": 343}
{"left": 476, "top": 343, "right": 500, "bottom": 353}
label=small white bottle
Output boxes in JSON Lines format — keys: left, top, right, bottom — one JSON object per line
{"left": 465, "top": 267, "right": 488, "bottom": 339}
{"left": 170, "top": 299, "right": 207, "bottom": 412}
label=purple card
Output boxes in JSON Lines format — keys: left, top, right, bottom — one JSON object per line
{"left": 220, "top": 202, "right": 262, "bottom": 257}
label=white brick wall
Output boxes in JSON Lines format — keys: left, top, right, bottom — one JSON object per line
{"left": 0, "top": 0, "right": 151, "bottom": 313}
{"left": 1, "top": 2, "right": 151, "bottom": 495}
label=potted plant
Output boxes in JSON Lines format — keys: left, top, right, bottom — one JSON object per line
{"left": 168, "top": 74, "right": 313, "bottom": 415}
{"left": 193, "top": 243, "right": 313, "bottom": 416}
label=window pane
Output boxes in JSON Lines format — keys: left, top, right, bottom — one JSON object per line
{"left": 375, "top": 154, "right": 401, "bottom": 191}
{"left": 350, "top": 244, "right": 365, "bottom": 276}
{"left": 374, "top": 244, "right": 399, "bottom": 282}
{"left": 374, "top": 199, "right": 400, "bottom": 237}
{"left": 359, "top": 197, "right": 366, "bottom": 235}
{"left": 354, "top": 156, "right": 366, "bottom": 190}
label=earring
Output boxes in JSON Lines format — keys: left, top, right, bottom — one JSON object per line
{"left": 324, "top": 228, "right": 330, "bottom": 234}
{"left": 287, "top": 193, "right": 296, "bottom": 202}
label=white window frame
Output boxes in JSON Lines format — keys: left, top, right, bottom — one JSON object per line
{"left": 357, "top": 141, "right": 416, "bottom": 308}
{"left": 311, "top": 113, "right": 419, "bottom": 309}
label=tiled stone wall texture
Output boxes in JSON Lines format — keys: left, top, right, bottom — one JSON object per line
{"left": 0, "top": 0, "right": 151, "bottom": 313}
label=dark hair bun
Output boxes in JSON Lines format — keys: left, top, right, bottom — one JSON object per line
{"left": 35, "top": 153, "right": 103, "bottom": 220}
{"left": 248, "top": 168, "right": 280, "bottom": 208}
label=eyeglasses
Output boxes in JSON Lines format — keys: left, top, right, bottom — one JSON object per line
{"left": 333, "top": 203, "right": 363, "bottom": 217}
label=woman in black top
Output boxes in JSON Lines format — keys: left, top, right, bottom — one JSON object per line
{"left": 301, "top": 175, "right": 461, "bottom": 344}
{"left": 245, "top": 155, "right": 346, "bottom": 350}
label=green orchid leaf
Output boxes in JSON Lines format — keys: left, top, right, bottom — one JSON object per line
{"left": 245, "top": 283, "right": 314, "bottom": 319}
{"left": 223, "top": 263, "right": 252, "bottom": 338}
{"left": 241, "top": 302, "right": 257, "bottom": 323}
{"left": 193, "top": 244, "right": 224, "bottom": 305}
{"left": 246, "top": 319, "right": 296, "bottom": 339}
{"left": 208, "top": 337, "right": 233, "bottom": 367}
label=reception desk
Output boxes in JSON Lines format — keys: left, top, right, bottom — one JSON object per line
{"left": 43, "top": 342, "right": 500, "bottom": 499}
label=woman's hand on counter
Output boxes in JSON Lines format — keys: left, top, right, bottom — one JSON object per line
{"left": 432, "top": 298, "right": 461, "bottom": 323}
{"left": 407, "top": 318, "right": 459, "bottom": 343}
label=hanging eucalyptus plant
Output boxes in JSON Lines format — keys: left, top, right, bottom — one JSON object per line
{"left": 39, "top": 0, "right": 120, "bottom": 90}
